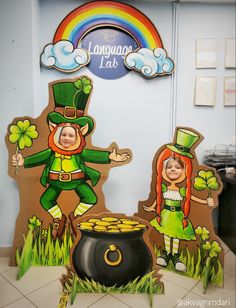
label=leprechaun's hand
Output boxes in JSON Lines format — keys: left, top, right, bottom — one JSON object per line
{"left": 109, "top": 148, "right": 130, "bottom": 162}
{"left": 206, "top": 197, "right": 214, "bottom": 207}
{"left": 143, "top": 200, "right": 156, "bottom": 212}
{"left": 12, "top": 153, "right": 24, "bottom": 167}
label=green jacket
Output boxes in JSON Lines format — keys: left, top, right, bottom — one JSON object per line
{"left": 24, "top": 149, "right": 111, "bottom": 187}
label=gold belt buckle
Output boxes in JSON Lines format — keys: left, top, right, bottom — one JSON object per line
{"left": 170, "top": 206, "right": 176, "bottom": 212}
{"left": 59, "top": 172, "right": 72, "bottom": 182}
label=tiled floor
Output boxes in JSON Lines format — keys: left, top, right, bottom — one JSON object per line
{"left": 0, "top": 242, "right": 235, "bottom": 308}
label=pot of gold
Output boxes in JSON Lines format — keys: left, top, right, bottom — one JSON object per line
{"left": 71, "top": 215, "right": 152, "bottom": 287}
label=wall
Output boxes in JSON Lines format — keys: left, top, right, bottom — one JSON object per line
{"left": 176, "top": 2, "right": 235, "bottom": 160}
{"left": 0, "top": 0, "right": 235, "bottom": 247}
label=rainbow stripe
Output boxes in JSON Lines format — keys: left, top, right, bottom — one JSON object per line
{"left": 53, "top": 1, "right": 163, "bottom": 50}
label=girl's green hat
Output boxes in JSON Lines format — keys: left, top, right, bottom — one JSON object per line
{"left": 47, "top": 77, "right": 94, "bottom": 135}
{"left": 167, "top": 128, "right": 200, "bottom": 158}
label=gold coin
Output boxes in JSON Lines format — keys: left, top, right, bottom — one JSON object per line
{"left": 94, "top": 226, "right": 107, "bottom": 231}
{"left": 88, "top": 219, "right": 100, "bottom": 223}
{"left": 101, "top": 217, "right": 118, "bottom": 222}
{"left": 108, "top": 229, "right": 120, "bottom": 233}
{"left": 80, "top": 222, "right": 94, "bottom": 227}
{"left": 117, "top": 224, "right": 133, "bottom": 229}
{"left": 107, "top": 225, "right": 118, "bottom": 229}
{"left": 135, "top": 224, "right": 147, "bottom": 229}
{"left": 95, "top": 221, "right": 111, "bottom": 226}
{"left": 79, "top": 226, "right": 93, "bottom": 231}
{"left": 120, "top": 229, "right": 134, "bottom": 232}
{"left": 122, "top": 220, "right": 139, "bottom": 226}
{"left": 132, "top": 227, "right": 141, "bottom": 231}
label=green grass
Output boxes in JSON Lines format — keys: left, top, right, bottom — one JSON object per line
{"left": 62, "top": 268, "right": 164, "bottom": 307}
{"left": 154, "top": 244, "right": 224, "bottom": 292}
{"left": 16, "top": 225, "right": 73, "bottom": 279}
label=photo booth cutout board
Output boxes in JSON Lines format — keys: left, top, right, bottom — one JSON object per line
{"left": 6, "top": 76, "right": 132, "bottom": 272}
{"left": 135, "top": 127, "right": 224, "bottom": 291}
{"left": 59, "top": 212, "right": 164, "bottom": 306}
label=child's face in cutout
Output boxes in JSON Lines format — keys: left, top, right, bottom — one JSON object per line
{"left": 59, "top": 126, "right": 77, "bottom": 149}
{"left": 165, "top": 158, "right": 184, "bottom": 181}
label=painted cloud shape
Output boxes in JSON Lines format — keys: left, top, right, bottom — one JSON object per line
{"left": 40, "top": 40, "right": 90, "bottom": 72}
{"left": 125, "top": 48, "right": 174, "bottom": 78}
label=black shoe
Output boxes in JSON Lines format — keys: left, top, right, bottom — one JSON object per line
{"left": 171, "top": 253, "right": 187, "bottom": 272}
{"left": 156, "top": 250, "right": 171, "bottom": 267}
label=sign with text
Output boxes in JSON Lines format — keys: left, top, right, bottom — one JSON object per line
{"left": 80, "top": 28, "right": 138, "bottom": 79}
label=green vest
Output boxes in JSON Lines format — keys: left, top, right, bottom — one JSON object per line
{"left": 24, "top": 148, "right": 111, "bottom": 187}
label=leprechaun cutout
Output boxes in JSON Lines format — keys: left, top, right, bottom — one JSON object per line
{"left": 11, "top": 77, "right": 130, "bottom": 239}
{"left": 142, "top": 128, "right": 222, "bottom": 272}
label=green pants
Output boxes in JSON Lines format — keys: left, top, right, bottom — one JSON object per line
{"left": 40, "top": 179, "right": 97, "bottom": 210}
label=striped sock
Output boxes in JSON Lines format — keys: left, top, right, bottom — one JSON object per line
{"left": 164, "top": 235, "right": 171, "bottom": 254}
{"left": 172, "top": 238, "right": 180, "bottom": 255}
{"left": 74, "top": 203, "right": 93, "bottom": 217}
{"left": 48, "top": 205, "right": 62, "bottom": 220}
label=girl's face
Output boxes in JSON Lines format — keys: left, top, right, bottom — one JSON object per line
{"left": 165, "top": 158, "right": 184, "bottom": 181}
{"left": 59, "top": 126, "right": 77, "bottom": 149}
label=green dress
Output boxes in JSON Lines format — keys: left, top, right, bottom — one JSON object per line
{"left": 150, "top": 184, "right": 196, "bottom": 240}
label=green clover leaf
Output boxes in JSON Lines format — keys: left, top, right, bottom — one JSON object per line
{"left": 9, "top": 119, "right": 38, "bottom": 150}
{"left": 207, "top": 177, "right": 220, "bottom": 190}
{"left": 202, "top": 241, "right": 212, "bottom": 250}
{"left": 74, "top": 77, "right": 92, "bottom": 95}
{"left": 195, "top": 226, "right": 210, "bottom": 240}
{"left": 209, "top": 241, "right": 222, "bottom": 258}
{"left": 195, "top": 226, "right": 203, "bottom": 235}
{"left": 193, "top": 176, "right": 207, "bottom": 190}
{"left": 28, "top": 215, "right": 41, "bottom": 230}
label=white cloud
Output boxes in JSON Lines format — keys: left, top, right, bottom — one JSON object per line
{"left": 125, "top": 48, "right": 174, "bottom": 78}
{"left": 40, "top": 40, "right": 90, "bottom": 72}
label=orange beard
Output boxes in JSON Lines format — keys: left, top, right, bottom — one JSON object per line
{"left": 48, "top": 123, "right": 86, "bottom": 156}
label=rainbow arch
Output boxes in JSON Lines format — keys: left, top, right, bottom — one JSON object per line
{"left": 53, "top": 1, "right": 163, "bottom": 50}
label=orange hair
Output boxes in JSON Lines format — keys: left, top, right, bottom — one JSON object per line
{"left": 156, "top": 147, "right": 192, "bottom": 228}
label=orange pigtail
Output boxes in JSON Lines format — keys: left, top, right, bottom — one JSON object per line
{"left": 180, "top": 155, "right": 192, "bottom": 228}
{"left": 156, "top": 148, "right": 173, "bottom": 224}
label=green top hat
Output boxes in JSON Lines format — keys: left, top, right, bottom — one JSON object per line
{"left": 47, "top": 77, "right": 94, "bottom": 135}
{"left": 167, "top": 128, "right": 200, "bottom": 158}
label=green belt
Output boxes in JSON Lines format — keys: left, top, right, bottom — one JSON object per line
{"left": 164, "top": 205, "right": 182, "bottom": 212}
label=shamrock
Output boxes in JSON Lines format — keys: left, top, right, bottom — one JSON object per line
{"left": 9, "top": 119, "right": 38, "bottom": 150}
{"left": 28, "top": 216, "right": 41, "bottom": 230}
{"left": 195, "top": 226, "right": 210, "bottom": 241}
{"left": 193, "top": 170, "right": 220, "bottom": 197}
{"left": 9, "top": 119, "right": 38, "bottom": 175}
{"left": 202, "top": 240, "right": 222, "bottom": 258}
{"left": 74, "top": 77, "right": 92, "bottom": 95}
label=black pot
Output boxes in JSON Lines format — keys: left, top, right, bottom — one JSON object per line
{"left": 72, "top": 229, "right": 152, "bottom": 287}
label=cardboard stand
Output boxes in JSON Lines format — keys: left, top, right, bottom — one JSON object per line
{"left": 136, "top": 127, "right": 224, "bottom": 292}
{"left": 6, "top": 76, "right": 132, "bottom": 277}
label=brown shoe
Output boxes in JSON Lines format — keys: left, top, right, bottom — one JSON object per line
{"left": 68, "top": 212, "right": 80, "bottom": 237}
{"left": 51, "top": 214, "right": 67, "bottom": 240}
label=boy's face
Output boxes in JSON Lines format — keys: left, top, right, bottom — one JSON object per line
{"left": 59, "top": 126, "right": 77, "bottom": 149}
